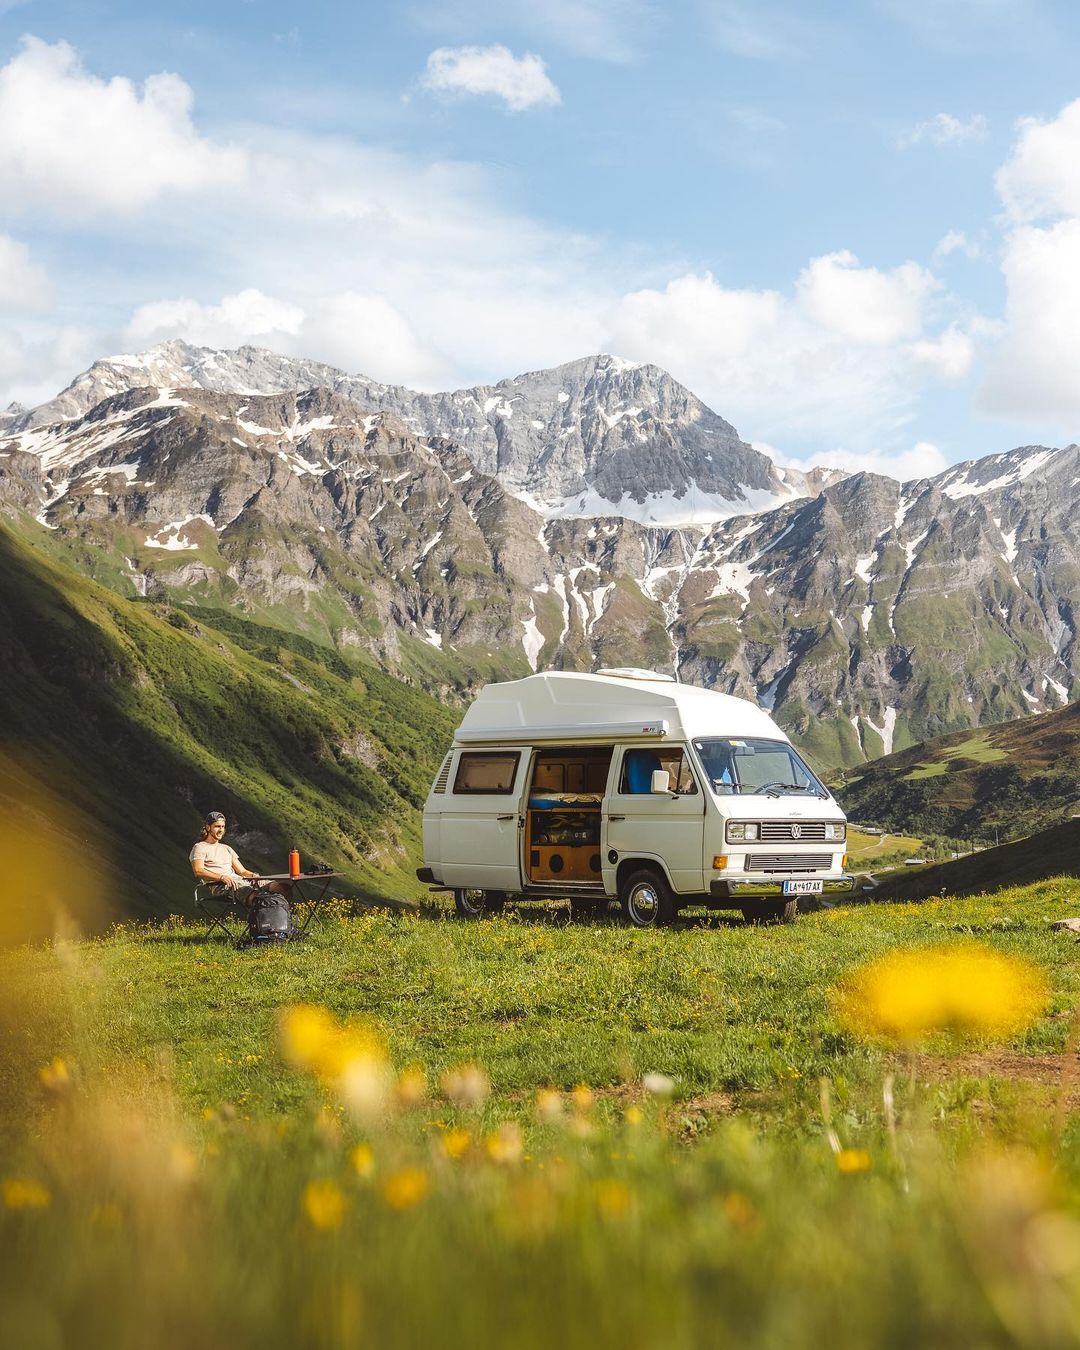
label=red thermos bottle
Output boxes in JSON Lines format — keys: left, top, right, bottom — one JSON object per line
{"left": 289, "top": 847, "right": 300, "bottom": 879}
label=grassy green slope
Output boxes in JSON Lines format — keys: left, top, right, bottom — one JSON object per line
{"left": 0, "top": 523, "right": 457, "bottom": 931}
{"left": 872, "top": 819, "right": 1080, "bottom": 901}
{"left": 836, "top": 700, "right": 1080, "bottom": 840}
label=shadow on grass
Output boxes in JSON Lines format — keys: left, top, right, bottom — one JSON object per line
{"left": 418, "top": 900, "right": 746, "bottom": 929}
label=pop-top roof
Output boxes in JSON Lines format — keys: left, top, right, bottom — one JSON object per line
{"left": 454, "top": 671, "right": 786, "bottom": 745}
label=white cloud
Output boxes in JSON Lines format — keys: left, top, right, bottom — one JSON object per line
{"left": 126, "top": 289, "right": 305, "bottom": 350}
{"left": 899, "top": 112, "right": 988, "bottom": 149}
{"left": 0, "top": 234, "right": 49, "bottom": 307}
{"left": 304, "top": 293, "right": 452, "bottom": 387}
{"left": 0, "top": 324, "right": 98, "bottom": 411}
{"left": 909, "top": 325, "right": 977, "bottom": 381}
{"left": 978, "top": 98, "right": 1080, "bottom": 430}
{"left": 932, "top": 229, "right": 981, "bottom": 261}
{"left": 996, "top": 97, "right": 1080, "bottom": 223}
{"left": 125, "top": 288, "right": 453, "bottom": 389}
{"left": 979, "top": 219, "right": 1080, "bottom": 425}
{"left": 421, "top": 45, "right": 560, "bottom": 111}
{"left": 761, "top": 439, "right": 950, "bottom": 484}
{"left": 0, "top": 35, "right": 983, "bottom": 459}
{"left": 795, "top": 250, "right": 937, "bottom": 345}
{"left": 606, "top": 260, "right": 972, "bottom": 447}
{"left": 0, "top": 37, "right": 247, "bottom": 216}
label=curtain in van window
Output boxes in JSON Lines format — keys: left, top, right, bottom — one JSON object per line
{"left": 621, "top": 748, "right": 697, "bottom": 795}
{"left": 453, "top": 752, "right": 520, "bottom": 794}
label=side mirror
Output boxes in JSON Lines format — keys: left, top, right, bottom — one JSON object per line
{"left": 650, "top": 769, "right": 671, "bottom": 794}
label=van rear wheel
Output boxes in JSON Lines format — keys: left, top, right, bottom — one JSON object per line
{"left": 619, "top": 868, "right": 677, "bottom": 929}
{"left": 741, "top": 899, "right": 797, "bottom": 925}
{"left": 454, "top": 888, "right": 505, "bottom": 919}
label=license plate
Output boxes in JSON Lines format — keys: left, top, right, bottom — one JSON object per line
{"left": 783, "top": 879, "right": 823, "bottom": 896}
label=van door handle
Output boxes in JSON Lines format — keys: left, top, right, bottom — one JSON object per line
{"left": 609, "top": 815, "right": 625, "bottom": 822}
{"left": 497, "top": 814, "right": 514, "bottom": 821}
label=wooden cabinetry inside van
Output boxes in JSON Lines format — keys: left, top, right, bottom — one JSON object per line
{"left": 525, "top": 749, "right": 610, "bottom": 885}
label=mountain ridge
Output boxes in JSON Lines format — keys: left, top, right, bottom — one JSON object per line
{"left": 1, "top": 341, "right": 834, "bottom": 525}
{"left": 2, "top": 344, "right": 1079, "bottom": 772}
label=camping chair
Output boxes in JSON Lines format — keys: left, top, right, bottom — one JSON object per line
{"left": 194, "top": 881, "right": 247, "bottom": 941}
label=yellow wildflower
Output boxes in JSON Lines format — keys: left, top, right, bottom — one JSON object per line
{"left": 4, "top": 1178, "right": 50, "bottom": 1209}
{"left": 535, "top": 1089, "right": 564, "bottom": 1124}
{"left": 571, "top": 1085, "right": 594, "bottom": 1112}
{"left": 836, "top": 1148, "right": 873, "bottom": 1174}
{"left": 38, "top": 1057, "right": 71, "bottom": 1093}
{"left": 280, "top": 1005, "right": 391, "bottom": 1118}
{"left": 594, "top": 1179, "right": 632, "bottom": 1218}
{"left": 440, "top": 1128, "right": 472, "bottom": 1160}
{"left": 382, "top": 1167, "right": 429, "bottom": 1210}
{"left": 440, "top": 1064, "right": 490, "bottom": 1108}
{"left": 837, "top": 943, "right": 1047, "bottom": 1043}
{"left": 624, "top": 1105, "right": 644, "bottom": 1127}
{"left": 486, "top": 1123, "right": 524, "bottom": 1165}
{"left": 303, "top": 1179, "right": 347, "bottom": 1231}
{"left": 396, "top": 1066, "right": 427, "bottom": 1108}
{"left": 280, "top": 1004, "right": 337, "bottom": 1071}
{"left": 350, "top": 1143, "right": 375, "bottom": 1178}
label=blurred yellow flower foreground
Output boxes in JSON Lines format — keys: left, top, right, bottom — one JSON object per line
{"left": 279, "top": 1004, "right": 392, "bottom": 1120}
{"left": 837, "top": 943, "right": 1048, "bottom": 1043}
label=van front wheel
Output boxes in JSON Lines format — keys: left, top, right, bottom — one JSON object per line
{"left": 619, "top": 868, "right": 676, "bottom": 929}
{"left": 454, "top": 888, "right": 505, "bottom": 919}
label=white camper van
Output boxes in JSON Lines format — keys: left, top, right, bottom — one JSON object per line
{"left": 416, "top": 669, "right": 854, "bottom": 927}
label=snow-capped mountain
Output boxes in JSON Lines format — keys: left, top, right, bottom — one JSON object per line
{"left": 1, "top": 358, "right": 1078, "bottom": 769}
{"left": 2, "top": 342, "right": 838, "bottom": 525}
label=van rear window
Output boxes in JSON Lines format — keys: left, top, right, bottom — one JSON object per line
{"left": 453, "top": 751, "right": 520, "bottom": 794}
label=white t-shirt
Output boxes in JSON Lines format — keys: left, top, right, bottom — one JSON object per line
{"left": 190, "top": 840, "right": 242, "bottom": 879}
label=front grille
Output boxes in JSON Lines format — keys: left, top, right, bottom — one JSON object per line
{"left": 746, "top": 853, "right": 833, "bottom": 873}
{"left": 758, "top": 821, "right": 829, "bottom": 842}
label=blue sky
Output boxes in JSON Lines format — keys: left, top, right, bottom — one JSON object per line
{"left": 3, "top": 0, "right": 1080, "bottom": 479}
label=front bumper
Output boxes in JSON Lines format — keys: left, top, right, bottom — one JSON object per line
{"left": 710, "top": 875, "right": 857, "bottom": 899}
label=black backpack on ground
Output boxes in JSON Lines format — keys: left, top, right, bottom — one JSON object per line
{"left": 244, "top": 892, "right": 297, "bottom": 945}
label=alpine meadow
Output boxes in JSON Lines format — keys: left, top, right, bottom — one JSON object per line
{"left": 7, "top": 5, "right": 1080, "bottom": 1349}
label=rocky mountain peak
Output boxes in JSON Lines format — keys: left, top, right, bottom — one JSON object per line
{"left": 9, "top": 342, "right": 839, "bottom": 526}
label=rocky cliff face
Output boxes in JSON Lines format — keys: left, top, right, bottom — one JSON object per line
{"left": 6, "top": 342, "right": 813, "bottom": 525}
{"left": 2, "top": 347, "right": 1078, "bottom": 770}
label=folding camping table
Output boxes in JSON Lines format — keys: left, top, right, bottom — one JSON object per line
{"left": 195, "top": 872, "right": 342, "bottom": 940}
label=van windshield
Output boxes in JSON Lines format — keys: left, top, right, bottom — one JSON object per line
{"left": 692, "top": 738, "right": 828, "bottom": 798}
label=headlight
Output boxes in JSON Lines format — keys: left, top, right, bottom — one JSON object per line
{"left": 824, "top": 822, "right": 846, "bottom": 842}
{"left": 726, "top": 821, "right": 760, "bottom": 842}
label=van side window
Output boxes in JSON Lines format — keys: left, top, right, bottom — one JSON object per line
{"left": 453, "top": 751, "right": 520, "bottom": 794}
{"left": 619, "top": 748, "right": 698, "bottom": 795}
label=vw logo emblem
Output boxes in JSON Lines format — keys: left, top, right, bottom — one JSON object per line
{"left": 791, "top": 823, "right": 802, "bottom": 839}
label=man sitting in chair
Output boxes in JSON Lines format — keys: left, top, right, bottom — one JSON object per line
{"left": 190, "top": 812, "right": 291, "bottom": 905}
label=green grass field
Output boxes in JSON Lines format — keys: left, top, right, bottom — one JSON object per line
{"left": 5, "top": 883, "right": 1080, "bottom": 1348}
